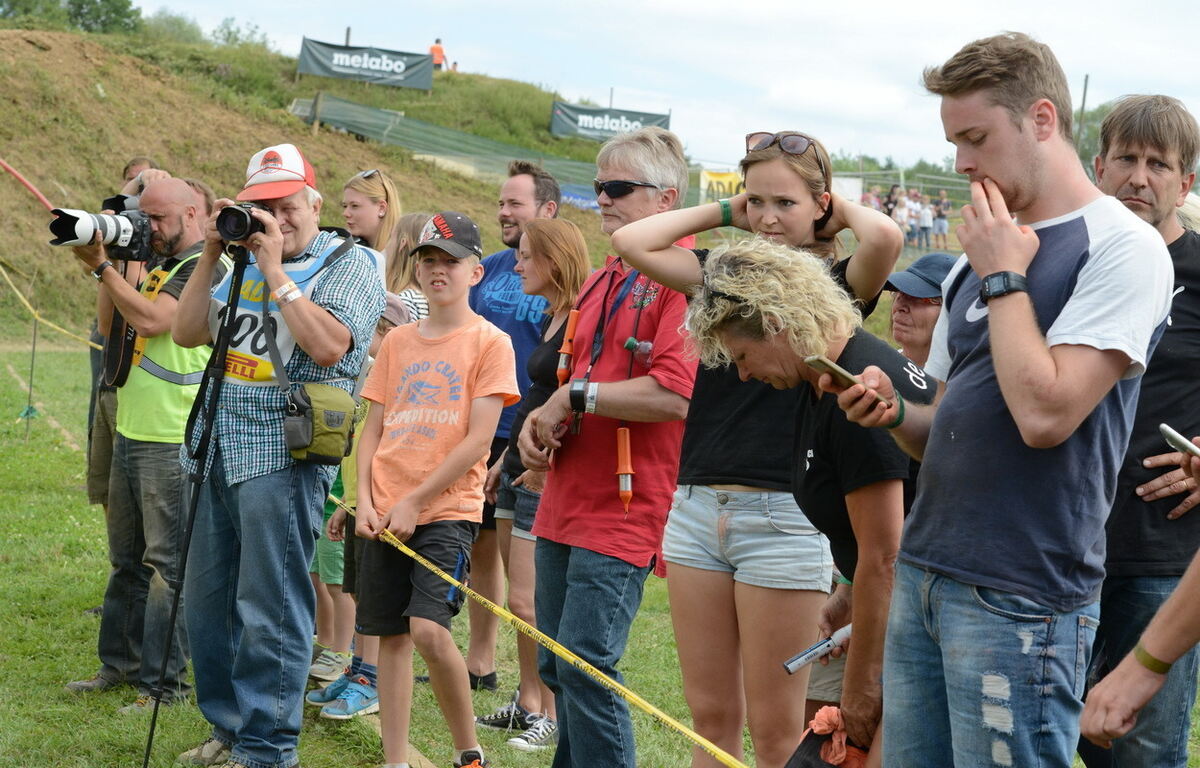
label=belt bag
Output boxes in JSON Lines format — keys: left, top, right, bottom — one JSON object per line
{"left": 260, "top": 269, "right": 357, "bottom": 464}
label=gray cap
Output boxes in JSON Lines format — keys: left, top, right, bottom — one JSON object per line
{"left": 885, "top": 252, "right": 958, "bottom": 299}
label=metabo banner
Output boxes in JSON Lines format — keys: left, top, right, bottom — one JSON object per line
{"left": 550, "top": 101, "right": 670, "bottom": 142}
{"left": 297, "top": 38, "right": 433, "bottom": 91}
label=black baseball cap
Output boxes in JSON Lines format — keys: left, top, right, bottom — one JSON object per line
{"left": 411, "top": 211, "right": 484, "bottom": 260}
{"left": 885, "top": 252, "right": 958, "bottom": 299}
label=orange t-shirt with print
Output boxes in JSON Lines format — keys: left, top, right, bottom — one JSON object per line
{"left": 361, "top": 315, "right": 518, "bottom": 525}
{"left": 429, "top": 44, "right": 445, "bottom": 65}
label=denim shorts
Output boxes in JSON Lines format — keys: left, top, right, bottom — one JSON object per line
{"left": 663, "top": 485, "right": 832, "bottom": 590}
{"left": 494, "top": 471, "right": 540, "bottom": 542}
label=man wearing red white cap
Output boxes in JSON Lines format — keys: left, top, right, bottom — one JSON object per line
{"left": 173, "top": 143, "right": 385, "bottom": 768}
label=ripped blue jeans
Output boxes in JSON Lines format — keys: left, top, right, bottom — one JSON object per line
{"left": 882, "top": 562, "right": 1099, "bottom": 768}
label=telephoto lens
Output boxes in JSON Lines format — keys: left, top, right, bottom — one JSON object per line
{"left": 216, "top": 202, "right": 270, "bottom": 242}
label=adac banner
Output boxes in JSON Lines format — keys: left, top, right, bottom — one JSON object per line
{"left": 297, "top": 37, "right": 433, "bottom": 91}
{"left": 550, "top": 101, "right": 670, "bottom": 142}
{"left": 699, "top": 170, "right": 744, "bottom": 203}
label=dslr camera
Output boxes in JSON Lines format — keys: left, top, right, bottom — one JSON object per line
{"left": 216, "top": 201, "right": 271, "bottom": 242}
{"left": 48, "top": 194, "right": 152, "bottom": 261}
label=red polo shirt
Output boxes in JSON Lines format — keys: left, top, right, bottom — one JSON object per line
{"left": 533, "top": 256, "right": 696, "bottom": 572}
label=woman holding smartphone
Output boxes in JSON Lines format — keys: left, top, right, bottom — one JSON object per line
{"left": 476, "top": 219, "right": 591, "bottom": 751}
{"left": 612, "top": 132, "right": 901, "bottom": 766}
{"left": 685, "top": 239, "right": 933, "bottom": 761}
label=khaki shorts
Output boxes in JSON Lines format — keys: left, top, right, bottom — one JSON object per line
{"left": 806, "top": 650, "right": 847, "bottom": 703}
{"left": 87, "top": 389, "right": 118, "bottom": 505}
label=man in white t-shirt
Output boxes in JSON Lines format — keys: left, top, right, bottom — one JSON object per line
{"left": 831, "top": 33, "right": 1173, "bottom": 766}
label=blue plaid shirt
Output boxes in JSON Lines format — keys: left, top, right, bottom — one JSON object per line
{"left": 183, "top": 231, "right": 385, "bottom": 485}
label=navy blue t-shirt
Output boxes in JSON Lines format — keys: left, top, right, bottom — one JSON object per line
{"left": 906, "top": 197, "right": 1172, "bottom": 612}
{"left": 469, "top": 248, "right": 550, "bottom": 439}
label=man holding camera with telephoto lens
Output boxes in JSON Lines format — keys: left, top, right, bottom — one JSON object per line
{"left": 172, "top": 144, "right": 384, "bottom": 768}
{"left": 66, "top": 177, "right": 224, "bottom": 713}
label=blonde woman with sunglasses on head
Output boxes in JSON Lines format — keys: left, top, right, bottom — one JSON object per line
{"left": 612, "top": 131, "right": 902, "bottom": 767}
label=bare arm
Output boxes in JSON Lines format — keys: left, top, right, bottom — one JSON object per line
{"left": 1082, "top": 543, "right": 1200, "bottom": 746}
{"left": 354, "top": 401, "right": 384, "bottom": 539}
{"left": 530, "top": 376, "right": 687, "bottom": 451}
{"left": 839, "top": 479, "right": 904, "bottom": 749}
{"left": 823, "top": 369, "right": 944, "bottom": 461}
{"left": 822, "top": 193, "right": 904, "bottom": 301}
{"left": 611, "top": 195, "right": 753, "bottom": 294}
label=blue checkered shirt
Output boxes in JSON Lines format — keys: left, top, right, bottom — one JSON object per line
{"left": 182, "top": 231, "right": 385, "bottom": 485}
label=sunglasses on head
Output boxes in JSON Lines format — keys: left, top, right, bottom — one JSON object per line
{"left": 359, "top": 169, "right": 379, "bottom": 178}
{"left": 593, "top": 179, "right": 661, "bottom": 199}
{"left": 745, "top": 131, "right": 828, "bottom": 183}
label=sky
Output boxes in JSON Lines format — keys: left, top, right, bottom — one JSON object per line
{"left": 140, "top": 0, "right": 1199, "bottom": 171}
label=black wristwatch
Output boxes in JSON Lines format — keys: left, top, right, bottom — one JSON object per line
{"left": 92, "top": 260, "right": 114, "bottom": 281}
{"left": 569, "top": 378, "right": 589, "bottom": 413}
{"left": 979, "top": 271, "right": 1029, "bottom": 304}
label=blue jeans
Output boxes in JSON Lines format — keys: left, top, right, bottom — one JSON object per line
{"left": 98, "top": 435, "right": 190, "bottom": 697}
{"left": 184, "top": 449, "right": 329, "bottom": 768}
{"left": 883, "top": 562, "right": 1099, "bottom": 767}
{"left": 1082, "top": 575, "right": 1199, "bottom": 767}
{"left": 535, "top": 539, "right": 650, "bottom": 768}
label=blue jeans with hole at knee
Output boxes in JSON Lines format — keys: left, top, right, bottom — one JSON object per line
{"left": 535, "top": 538, "right": 650, "bottom": 768}
{"left": 1084, "top": 575, "right": 1198, "bottom": 767}
{"left": 882, "top": 562, "right": 1099, "bottom": 768}
{"left": 184, "top": 449, "right": 328, "bottom": 768}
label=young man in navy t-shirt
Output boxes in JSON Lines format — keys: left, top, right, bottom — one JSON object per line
{"left": 831, "top": 34, "right": 1173, "bottom": 766}
{"left": 465, "top": 160, "right": 560, "bottom": 690}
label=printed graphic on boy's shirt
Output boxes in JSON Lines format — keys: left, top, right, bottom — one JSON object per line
{"left": 384, "top": 358, "right": 468, "bottom": 442}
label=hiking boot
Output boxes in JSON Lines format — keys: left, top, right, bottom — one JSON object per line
{"left": 309, "top": 649, "right": 351, "bottom": 682}
{"left": 305, "top": 672, "right": 351, "bottom": 706}
{"left": 118, "top": 694, "right": 157, "bottom": 714}
{"left": 177, "top": 737, "right": 231, "bottom": 766}
{"left": 507, "top": 714, "right": 557, "bottom": 752}
{"left": 475, "top": 692, "right": 536, "bottom": 731}
{"left": 468, "top": 670, "right": 498, "bottom": 691}
{"left": 453, "top": 750, "right": 490, "bottom": 768}
{"left": 65, "top": 673, "right": 122, "bottom": 693}
{"left": 319, "top": 675, "right": 379, "bottom": 719}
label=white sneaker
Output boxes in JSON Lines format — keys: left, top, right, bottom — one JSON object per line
{"left": 309, "top": 649, "right": 351, "bottom": 682}
{"left": 507, "top": 714, "right": 558, "bottom": 752}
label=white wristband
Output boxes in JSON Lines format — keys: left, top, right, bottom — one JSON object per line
{"left": 585, "top": 382, "right": 599, "bottom": 414}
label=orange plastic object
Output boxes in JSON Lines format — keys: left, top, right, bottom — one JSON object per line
{"left": 616, "top": 426, "right": 634, "bottom": 512}
{"left": 556, "top": 309, "right": 581, "bottom": 386}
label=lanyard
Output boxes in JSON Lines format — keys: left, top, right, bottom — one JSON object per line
{"left": 582, "top": 267, "right": 640, "bottom": 375}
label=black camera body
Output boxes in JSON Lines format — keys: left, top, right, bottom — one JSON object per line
{"left": 216, "top": 202, "right": 270, "bottom": 242}
{"left": 48, "top": 194, "right": 153, "bottom": 261}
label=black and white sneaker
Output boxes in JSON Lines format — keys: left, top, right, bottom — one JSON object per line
{"left": 475, "top": 691, "right": 537, "bottom": 731}
{"left": 507, "top": 714, "right": 558, "bottom": 752}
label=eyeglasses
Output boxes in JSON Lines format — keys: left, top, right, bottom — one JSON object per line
{"left": 745, "top": 131, "right": 828, "bottom": 184}
{"left": 891, "top": 290, "right": 942, "bottom": 306}
{"left": 593, "top": 179, "right": 661, "bottom": 199}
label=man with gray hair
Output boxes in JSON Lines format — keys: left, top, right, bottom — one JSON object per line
{"left": 1080, "top": 94, "right": 1200, "bottom": 767}
{"left": 517, "top": 126, "right": 695, "bottom": 768}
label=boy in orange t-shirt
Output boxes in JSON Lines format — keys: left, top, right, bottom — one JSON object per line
{"left": 356, "top": 212, "right": 519, "bottom": 768}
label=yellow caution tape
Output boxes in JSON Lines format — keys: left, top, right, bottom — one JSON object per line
{"left": 0, "top": 263, "right": 102, "bottom": 350}
{"left": 326, "top": 494, "right": 750, "bottom": 768}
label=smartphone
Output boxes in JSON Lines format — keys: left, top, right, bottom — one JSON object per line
{"left": 1160, "top": 423, "right": 1200, "bottom": 459}
{"left": 804, "top": 354, "right": 888, "bottom": 405}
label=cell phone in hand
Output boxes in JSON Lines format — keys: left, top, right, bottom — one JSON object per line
{"left": 1160, "top": 423, "right": 1200, "bottom": 459}
{"left": 804, "top": 354, "right": 888, "bottom": 405}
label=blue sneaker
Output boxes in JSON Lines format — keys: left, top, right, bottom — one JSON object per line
{"left": 305, "top": 673, "right": 351, "bottom": 706}
{"left": 319, "top": 675, "right": 379, "bottom": 719}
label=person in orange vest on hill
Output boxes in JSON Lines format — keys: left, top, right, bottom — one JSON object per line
{"left": 430, "top": 38, "right": 446, "bottom": 71}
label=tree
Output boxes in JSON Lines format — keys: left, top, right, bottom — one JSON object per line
{"left": 0, "top": 0, "right": 66, "bottom": 23}
{"left": 142, "top": 8, "right": 205, "bottom": 45}
{"left": 211, "top": 17, "right": 270, "bottom": 49}
{"left": 64, "top": 0, "right": 140, "bottom": 32}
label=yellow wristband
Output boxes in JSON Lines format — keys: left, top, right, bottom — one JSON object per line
{"left": 1133, "top": 642, "right": 1172, "bottom": 674}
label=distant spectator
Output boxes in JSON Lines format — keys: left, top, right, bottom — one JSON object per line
{"left": 384, "top": 211, "right": 433, "bottom": 321}
{"left": 430, "top": 38, "right": 445, "bottom": 70}
{"left": 918, "top": 194, "right": 934, "bottom": 248}
{"left": 882, "top": 183, "right": 901, "bottom": 217}
{"left": 452, "top": 61, "right": 459, "bottom": 72}
{"left": 122, "top": 156, "right": 158, "bottom": 184}
{"left": 932, "top": 189, "right": 952, "bottom": 249}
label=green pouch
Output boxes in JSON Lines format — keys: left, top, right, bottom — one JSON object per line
{"left": 284, "top": 382, "right": 355, "bottom": 465}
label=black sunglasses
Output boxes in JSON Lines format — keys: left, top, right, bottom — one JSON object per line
{"left": 745, "top": 132, "right": 828, "bottom": 184}
{"left": 593, "top": 179, "right": 661, "bottom": 199}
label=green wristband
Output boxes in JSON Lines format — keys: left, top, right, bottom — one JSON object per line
{"left": 884, "top": 393, "right": 905, "bottom": 430}
{"left": 1134, "top": 642, "right": 1172, "bottom": 674}
{"left": 718, "top": 198, "right": 733, "bottom": 228}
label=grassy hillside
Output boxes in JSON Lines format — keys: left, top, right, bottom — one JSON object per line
{"left": 0, "top": 29, "right": 606, "bottom": 334}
